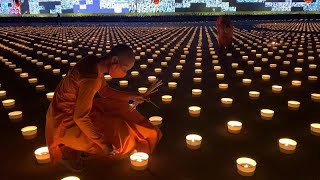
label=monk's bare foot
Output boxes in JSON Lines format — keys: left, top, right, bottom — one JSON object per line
{"left": 60, "top": 158, "right": 85, "bottom": 173}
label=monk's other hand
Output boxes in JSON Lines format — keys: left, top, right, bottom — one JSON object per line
{"left": 109, "top": 145, "right": 120, "bottom": 156}
{"left": 129, "top": 94, "right": 146, "bottom": 104}
{"left": 102, "top": 144, "right": 113, "bottom": 155}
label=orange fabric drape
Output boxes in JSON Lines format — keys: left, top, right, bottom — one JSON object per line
{"left": 46, "top": 56, "right": 161, "bottom": 163}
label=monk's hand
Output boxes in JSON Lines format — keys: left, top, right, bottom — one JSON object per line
{"left": 129, "top": 94, "right": 146, "bottom": 104}
{"left": 109, "top": 145, "right": 120, "bottom": 156}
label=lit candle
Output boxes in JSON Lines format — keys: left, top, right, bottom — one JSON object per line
{"left": 214, "top": 66, "right": 221, "bottom": 71}
{"left": 188, "top": 106, "right": 201, "bottom": 117}
{"left": 168, "top": 82, "right": 177, "bottom": 89}
{"left": 149, "top": 116, "right": 162, "bottom": 126}
{"left": 180, "top": 60, "right": 186, "bottom": 64}
{"left": 119, "top": 80, "right": 128, "bottom": 87}
{"left": 131, "top": 71, "right": 139, "bottom": 77}
{"left": 130, "top": 152, "right": 149, "bottom": 171}
{"left": 216, "top": 74, "right": 224, "bottom": 80}
{"left": 46, "top": 92, "right": 54, "bottom": 101}
{"left": 309, "top": 64, "right": 317, "bottom": 69}
{"left": 294, "top": 67, "right": 302, "bottom": 73}
{"left": 232, "top": 63, "right": 239, "bottom": 69}
{"left": 311, "top": 93, "right": 320, "bottom": 102}
{"left": 53, "top": 69, "right": 60, "bottom": 75}
{"left": 310, "top": 123, "right": 320, "bottom": 136}
{"left": 292, "top": 80, "right": 301, "bottom": 87}
{"left": 138, "top": 87, "right": 148, "bottom": 94}
{"left": 269, "top": 64, "right": 277, "bottom": 69}
{"left": 20, "top": 73, "right": 28, "bottom": 78}
{"left": 28, "top": 78, "right": 38, "bottom": 85}
{"left": 254, "top": 67, "right": 261, "bottom": 72}
{"left": 288, "top": 100, "right": 300, "bottom": 110}
{"left": 192, "top": 89, "right": 202, "bottom": 97}
{"left": 165, "top": 57, "right": 171, "bottom": 61}
{"left": 0, "top": 90, "right": 6, "bottom": 98}
{"left": 154, "top": 68, "right": 162, "bottom": 74}
{"left": 272, "top": 85, "right": 282, "bottom": 93}
{"left": 221, "top": 98, "right": 233, "bottom": 107}
{"left": 186, "top": 134, "right": 202, "bottom": 150}
{"left": 61, "top": 176, "right": 80, "bottom": 180}
{"left": 256, "top": 54, "right": 262, "bottom": 58}
{"left": 242, "top": 79, "right": 252, "bottom": 86}
{"left": 35, "top": 85, "right": 45, "bottom": 92}
{"left": 227, "top": 121, "right": 242, "bottom": 134}
{"left": 260, "top": 109, "right": 274, "bottom": 120}
{"left": 219, "top": 83, "right": 228, "bottom": 90}
{"left": 148, "top": 76, "right": 156, "bottom": 83}
{"left": 8, "top": 111, "right": 22, "bottom": 122}
{"left": 2, "top": 99, "right": 15, "bottom": 109}
{"left": 34, "top": 147, "right": 51, "bottom": 164}
{"left": 236, "top": 157, "right": 257, "bottom": 176}
{"left": 297, "top": 59, "right": 304, "bottom": 63}
{"left": 44, "top": 65, "right": 52, "bottom": 70}
{"left": 194, "top": 69, "right": 202, "bottom": 75}
{"left": 104, "top": 75, "right": 112, "bottom": 81}
{"left": 236, "top": 70, "right": 244, "bottom": 76}
{"left": 278, "top": 138, "right": 297, "bottom": 154}
{"left": 249, "top": 91, "right": 260, "bottom": 100}
{"left": 161, "top": 62, "right": 168, "bottom": 67}
{"left": 176, "top": 65, "right": 183, "bottom": 70}
{"left": 280, "top": 71, "right": 288, "bottom": 77}
{"left": 70, "top": 62, "right": 77, "bottom": 67}
{"left": 193, "top": 77, "right": 202, "bottom": 83}
{"left": 162, "top": 95, "right": 172, "bottom": 104}
{"left": 135, "top": 56, "right": 140, "bottom": 60}
{"left": 172, "top": 72, "right": 180, "bottom": 78}
{"left": 242, "top": 56, "right": 248, "bottom": 60}
{"left": 262, "top": 75, "right": 270, "bottom": 81}
{"left": 195, "top": 62, "right": 201, "bottom": 67}
{"left": 140, "top": 64, "right": 147, "bottom": 69}
{"left": 247, "top": 61, "right": 254, "bottom": 65}
{"left": 308, "top": 76, "right": 318, "bottom": 82}
{"left": 21, "top": 126, "right": 37, "bottom": 140}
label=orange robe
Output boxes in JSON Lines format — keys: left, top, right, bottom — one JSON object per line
{"left": 46, "top": 58, "right": 162, "bottom": 163}
{"left": 216, "top": 16, "right": 234, "bottom": 49}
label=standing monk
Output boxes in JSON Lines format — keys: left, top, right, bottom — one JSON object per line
{"left": 46, "top": 44, "right": 162, "bottom": 171}
{"left": 215, "top": 15, "right": 234, "bottom": 51}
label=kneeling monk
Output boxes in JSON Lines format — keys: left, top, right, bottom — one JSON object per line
{"left": 46, "top": 44, "right": 162, "bottom": 169}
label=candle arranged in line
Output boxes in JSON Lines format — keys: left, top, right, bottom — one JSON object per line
{"left": 34, "top": 146, "right": 51, "bottom": 164}
{"left": 148, "top": 76, "right": 156, "bottom": 83}
{"left": 130, "top": 152, "right": 149, "bottom": 171}
{"left": 192, "top": 89, "right": 202, "bottom": 97}
{"left": 2, "top": 99, "right": 15, "bottom": 109}
{"left": 288, "top": 100, "right": 300, "bottom": 110}
{"left": 61, "top": 176, "right": 80, "bottom": 180}
{"left": 131, "top": 71, "right": 139, "bottom": 77}
{"left": 219, "top": 83, "right": 228, "bottom": 90}
{"left": 186, "top": 134, "right": 202, "bottom": 150}
{"left": 149, "top": 116, "right": 163, "bottom": 126}
{"left": 249, "top": 91, "right": 260, "bottom": 100}
{"left": 310, "top": 123, "right": 320, "bottom": 136}
{"left": 278, "top": 138, "right": 297, "bottom": 154}
{"left": 46, "top": 92, "right": 54, "bottom": 101}
{"left": 227, "top": 121, "right": 242, "bottom": 134}
{"left": 21, "top": 126, "right": 37, "bottom": 140}
{"left": 162, "top": 95, "right": 172, "bottom": 104}
{"left": 221, "top": 98, "right": 233, "bottom": 107}
{"left": 188, "top": 106, "right": 201, "bottom": 117}
{"left": 311, "top": 93, "right": 320, "bottom": 102}
{"left": 168, "top": 82, "right": 177, "bottom": 89}
{"left": 260, "top": 109, "right": 274, "bottom": 120}
{"left": 8, "top": 111, "right": 22, "bottom": 122}
{"left": 138, "top": 87, "right": 148, "bottom": 94}
{"left": 236, "top": 157, "right": 257, "bottom": 176}
{"left": 242, "top": 79, "right": 252, "bottom": 86}
{"left": 272, "top": 85, "right": 282, "bottom": 93}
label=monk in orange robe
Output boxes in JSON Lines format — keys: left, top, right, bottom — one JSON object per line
{"left": 216, "top": 15, "right": 234, "bottom": 51}
{"left": 45, "top": 44, "right": 162, "bottom": 171}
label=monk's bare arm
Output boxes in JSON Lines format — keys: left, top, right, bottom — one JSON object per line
{"left": 74, "top": 78, "right": 107, "bottom": 150}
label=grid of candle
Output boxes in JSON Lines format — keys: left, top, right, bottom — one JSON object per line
{"left": 0, "top": 21, "right": 320, "bottom": 178}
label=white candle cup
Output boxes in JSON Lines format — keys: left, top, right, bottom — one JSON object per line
{"left": 21, "top": 126, "right": 37, "bottom": 140}
{"left": 119, "top": 80, "right": 128, "bottom": 87}
{"left": 261, "top": 75, "right": 270, "bottom": 82}
{"left": 194, "top": 69, "right": 202, "bottom": 75}
{"left": 278, "top": 138, "right": 297, "bottom": 154}
{"left": 165, "top": 57, "right": 171, "bottom": 61}
{"left": 147, "top": 59, "right": 154, "bottom": 63}
{"left": 309, "top": 64, "right": 317, "bottom": 69}
{"left": 44, "top": 65, "right": 52, "bottom": 70}
{"left": 149, "top": 116, "right": 163, "bottom": 127}
{"left": 8, "top": 111, "right": 22, "bottom": 122}
{"left": 192, "top": 89, "right": 202, "bottom": 97}
{"left": 291, "top": 80, "right": 301, "bottom": 87}
{"left": 308, "top": 76, "right": 318, "bottom": 82}
{"left": 28, "top": 78, "right": 38, "bottom": 85}
{"left": 227, "top": 121, "right": 242, "bottom": 134}
{"left": 311, "top": 93, "right": 320, "bottom": 102}
{"left": 242, "top": 56, "right": 249, "bottom": 60}
{"left": 2, "top": 99, "right": 15, "bottom": 109}
{"left": 130, "top": 152, "right": 149, "bottom": 171}
{"left": 104, "top": 75, "right": 112, "bottom": 81}
{"left": 46, "top": 92, "right": 54, "bottom": 101}
{"left": 176, "top": 65, "right": 183, "bottom": 70}
{"left": 162, "top": 95, "right": 172, "bottom": 104}
{"left": 216, "top": 74, "right": 224, "bottom": 80}
{"left": 232, "top": 63, "right": 239, "bottom": 69}
{"left": 280, "top": 71, "right": 288, "bottom": 77}
{"left": 254, "top": 67, "right": 261, "bottom": 72}
{"left": 138, "top": 87, "right": 148, "bottom": 94}
{"left": 134, "top": 56, "right": 140, "bottom": 60}
{"left": 261, "top": 58, "right": 268, "bottom": 63}
{"left": 272, "top": 85, "right": 282, "bottom": 93}
{"left": 311, "top": 123, "right": 320, "bottom": 136}
{"left": 242, "top": 79, "right": 252, "bottom": 86}
{"left": 9, "top": 64, "right": 16, "bottom": 69}
{"left": 70, "top": 62, "right": 77, "bottom": 67}
{"left": 219, "top": 83, "right": 228, "bottom": 90}
{"left": 247, "top": 61, "right": 254, "bottom": 65}
{"left": 34, "top": 147, "right": 51, "bottom": 164}
{"left": 180, "top": 60, "right": 186, "bottom": 64}
{"left": 148, "top": 76, "right": 156, "bottom": 83}
{"left": 188, "top": 106, "right": 201, "bottom": 117}
{"left": 256, "top": 54, "right": 262, "bottom": 58}
{"left": 20, "top": 73, "right": 28, "bottom": 78}
{"left": 288, "top": 100, "right": 300, "bottom": 110}
{"left": 236, "top": 157, "right": 257, "bottom": 176}
{"left": 195, "top": 62, "right": 201, "bottom": 67}
{"left": 196, "top": 58, "right": 202, "bottom": 62}
{"left": 61, "top": 176, "right": 80, "bottom": 180}
{"left": 269, "top": 64, "right": 277, "bottom": 69}
{"left": 297, "top": 59, "right": 304, "bottom": 63}
{"left": 221, "top": 98, "right": 233, "bottom": 107}
{"left": 160, "top": 62, "right": 167, "bottom": 67}
{"left": 172, "top": 72, "right": 180, "bottom": 79}
{"left": 260, "top": 109, "right": 274, "bottom": 120}
{"left": 140, "top": 64, "right": 147, "bottom": 69}
{"left": 308, "top": 56, "right": 315, "bottom": 61}
{"left": 53, "top": 69, "right": 60, "bottom": 75}
{"left": 168, "top": 82, "right": 177, "bottom": 89}
{"left": 249, "top": 91, "right": 260, "bottom": 100}
{"left": 294, "top": 67, "right": 302, "bottom": 73}
{"left": 0, "top": 90, "right": 6, "bottom": 98}
{"left": 283, "top": 61, "right": 290, "bottom": 65}
{"left": 212, "top": 60, "right": 219, "bottom": 65}
{"left": 193, "top": 77, "right": 202, "bottom": 84}
{"left": 236, "top": 70, "right": 244, "bottom": 76}
{"left": 35, "top": 85, "right": 45, "bottom": 92}
{"left": 214, "top": 66, "right": 221, "bottom": 71}
{"left": 154, "top": 68, "right": 162, "bottom": 74}
{"left": 131, "top": 71, "right": 139, "bottom": 77}
{"left": 186, "top": 134, "right": 202, "bottom": 150}
{"left": 181, "top": 55, "right": 186, "bottom": 59}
